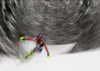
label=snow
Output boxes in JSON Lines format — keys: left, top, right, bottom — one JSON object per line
{"left": 0, "top": 41, "right": 100, "bottom": 71}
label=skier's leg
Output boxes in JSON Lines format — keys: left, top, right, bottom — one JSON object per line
{"left": 34, "top": 47, "right": 39, "bottom": 53}
{"left": 38, "top": 49, "right": 42, "bottom": 53}
{"left": 34, "top": 48, "right": 42, "bottom": 53}
{"left": 25, "top": 49, "right": 35, "bottom": 59}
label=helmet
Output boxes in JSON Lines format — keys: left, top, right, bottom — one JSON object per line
{"left": 37, "top": 34, "right": 42, "bottom": 38}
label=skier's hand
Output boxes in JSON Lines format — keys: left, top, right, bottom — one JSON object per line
{"left": 47, "top": 53, "right": 50, "bottom": 58}
{"left": 20, "top": 37, "right": 25, "bottom": 42}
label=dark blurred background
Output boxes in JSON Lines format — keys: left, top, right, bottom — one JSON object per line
{"left": 0, "top": 0, "right": 100, "bottom": 55}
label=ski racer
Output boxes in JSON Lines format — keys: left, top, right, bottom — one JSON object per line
{"left": 20, "top": 34, "right": 50, "bottom": 59}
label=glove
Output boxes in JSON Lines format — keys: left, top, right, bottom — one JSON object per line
{"left": 47, "top": 53, "right": 50, "bottom": 58}
{"left": 20, "top": 37, "right": 25, "bottom": 42}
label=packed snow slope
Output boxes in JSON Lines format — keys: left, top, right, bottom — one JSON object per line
{"left": 0, "top": 41, "right": 100, "bottom": 71}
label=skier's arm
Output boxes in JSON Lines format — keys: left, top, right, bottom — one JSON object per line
{"left": 25, "top": 38, "right": 35, "bottom": 41}
{"left": 44, "top": 44, "right": 50, "bottom": 57}
{"left": 25, "top": 37, "right": 37, "bottom": 41}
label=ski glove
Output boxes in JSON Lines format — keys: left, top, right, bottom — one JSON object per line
{"left": 47, "top": 53, "right": 50, "bottom": 58}
{"left": 20, "top": 37, "right": 25, "bottom": 41}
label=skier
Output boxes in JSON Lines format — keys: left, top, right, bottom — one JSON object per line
{"left": 20, "top": 34, "right": 50, "bottom": 59}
